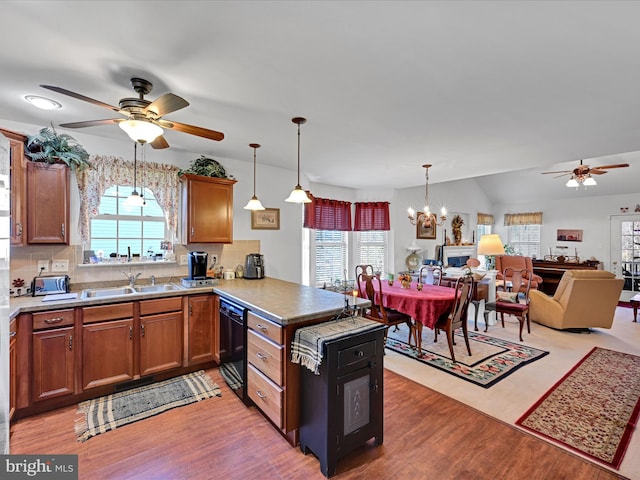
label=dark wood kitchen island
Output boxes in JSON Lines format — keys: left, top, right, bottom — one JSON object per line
{"left": 213, "top": 277, "right": 372, "bottom": 447}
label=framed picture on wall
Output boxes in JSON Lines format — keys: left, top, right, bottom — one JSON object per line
{"left": 557, "top": 229, "right": 583, "bottom": 242}
{"left": 251, "top": 208, "right": 280, "bottom": 230}
{"left": 416, "top": 213, "right": 437, "bottom": 239}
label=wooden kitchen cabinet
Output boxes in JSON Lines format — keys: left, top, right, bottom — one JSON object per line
{"left": 9, "top": 318, "right": 17, "bottom": 420}
{"left": 32, "top": 309, "right": 76, "bottom": 402}
{"left": 180, "top": 173, "right": 236, "bottom": 244}
{"left": 139, "top": 297, "right": 183, "bottom": 377}
{"left": 185, "top": 294, "right": 217, "bottom": 365}
{"left": 0, "top": 128, "right": 27, "bottom": 245}
{"left": 26, "top": 161, "right": 69, "bottom": 244}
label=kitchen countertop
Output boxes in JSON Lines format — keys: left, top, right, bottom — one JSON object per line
{"left": 9, "top": 277, "right": 370, "bottom": 326}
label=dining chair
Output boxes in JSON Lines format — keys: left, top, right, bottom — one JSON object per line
{"left": 355, "top": 264, "right": 374, "bottom": 296}
{"left": 357, "top": 273, "right": 414, "bottom": 344}
{"left": 483, "top": 267, "right": 532, "bottom": 341}
{"left": 418, "top": 265, "right": 442, "bottom": 285}
{"left": 432, "top": 275, "right": 474, "bottom": 363}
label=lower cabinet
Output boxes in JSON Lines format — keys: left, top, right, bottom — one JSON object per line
{"left": 185, "top": 294, "right": 217, "bottom": 366}
{"left": 31, "top": 309, "right": 76, "bottom": 402}
{"left": 9, "top": 318, "right": 16, "bottom": 420}
{"left": 140, "top": 298, "right": 183, "bottom": 376}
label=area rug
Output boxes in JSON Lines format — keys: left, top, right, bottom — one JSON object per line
{"left": 385, "top": 325, "right": 549, "bottom": 388}
{"left": 516, "top": 347, "right": 640, "bottom": 469}
{"left": 75, "top": 370, "right": 221, "bottom": 442}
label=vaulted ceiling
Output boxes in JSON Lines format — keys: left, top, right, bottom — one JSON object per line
{"left": 1, "top": 1, "right": 639, "bottom": 200}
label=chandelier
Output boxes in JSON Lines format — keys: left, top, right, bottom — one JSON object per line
{"left": 407, "top": 164, "right": 447, "bottom": 228}
{"left": 566, "top": 173, "right": 596, "bottom": 188}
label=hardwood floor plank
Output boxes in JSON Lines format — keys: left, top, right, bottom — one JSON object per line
{"left": 9, "top": 367, "right": 627, "bottom": 480}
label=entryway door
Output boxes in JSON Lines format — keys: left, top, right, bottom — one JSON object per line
{"left": 609, "top": 214, "right": 640, "bottom": 301}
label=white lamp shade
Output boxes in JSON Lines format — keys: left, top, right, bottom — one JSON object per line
{"left": 566, "top": 177, "right": 580, "bottom": 188}
{"left": 119, "top": 120, "right": 163, "bottom": 143}
{"left": 583, "top": 176, "right": 597, "bottom": 186}
{"left": 123, "top": 191, "right": 145, "bottom": 207}
{"left": 477, "top": 234, "right": 505, "bottom": 256}
{"left": 243, "top": 196, "right": 265, "bottom": 210}
{"left": 285, "top": 186, "right": 312, "bottom": 203}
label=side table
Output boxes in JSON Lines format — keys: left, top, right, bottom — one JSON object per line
{"left": 631, "top": 294, "right": 640, "bottom": 322}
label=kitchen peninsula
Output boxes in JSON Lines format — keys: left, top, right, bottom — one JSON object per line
{"left": 9, "top": 277, "right": 371, "bottom": 447}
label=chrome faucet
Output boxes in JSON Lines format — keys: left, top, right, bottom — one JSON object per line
{"left": 150, "top": 275, "right": 156, "bottom": 286}
{"left": 123, "top": 271, "right": 142, "bottom": 288}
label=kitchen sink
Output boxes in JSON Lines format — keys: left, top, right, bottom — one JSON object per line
{"left": 135, "top": 284, "right": 182, "bottom": 293}
{"left": 81, "top": 286, "right": 137, "bottom": 298}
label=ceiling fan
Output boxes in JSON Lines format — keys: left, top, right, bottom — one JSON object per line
{"left": 40, "top": 77, "right": 224, "bottom": 149}
{"left": 541, "top": 159, "right": 629, "bottom": 187}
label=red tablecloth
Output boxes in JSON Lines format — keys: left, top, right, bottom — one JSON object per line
{"left": 376, "top": 282, "right": 456, "bottom": 329}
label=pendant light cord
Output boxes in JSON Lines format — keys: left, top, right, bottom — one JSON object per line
{"left": 133, "top": 142, "right": 138, "bottom": 192}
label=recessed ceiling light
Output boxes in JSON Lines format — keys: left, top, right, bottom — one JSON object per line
{"left": 24, "top": 95, "right": 62, "bottom": 110}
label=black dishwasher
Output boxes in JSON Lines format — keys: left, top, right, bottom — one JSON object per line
{"left": 219, "top": 298, "right": 248, "bottom": 403}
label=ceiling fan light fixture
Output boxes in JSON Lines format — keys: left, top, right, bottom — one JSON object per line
{"left": 24, "top": 95, "right": 61, "bottom": 110}
{"left": 286, "top": 117, "right": 312, "bottom": 203}
{"left": 583, "top": 175, "right": 597, "bottom": 186}
{"left": 244, "top": 143, "right": 266, "bottom": 211}
{"left": 566, "top": 176, "right": 580, "bottom": 188}
{"left": 119, "top": 119, "right": 163, "bottom": 143}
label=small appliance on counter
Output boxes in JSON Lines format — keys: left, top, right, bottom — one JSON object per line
{"left": 31, "top": 275, "right": 70, "bottom": 296}
{"left": 244, "top": 253, "right": 265, "bottom": 279}
{"left": 181, "top": 251, "right": 217, "bottom": 288}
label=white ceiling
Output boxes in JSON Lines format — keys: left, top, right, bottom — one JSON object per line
{"left": 1, "top": 1, "right": 639, "bottom": 199}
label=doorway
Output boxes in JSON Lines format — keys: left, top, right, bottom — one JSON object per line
{"left": 609, "top": 214, "right": 640, "bottom": 301}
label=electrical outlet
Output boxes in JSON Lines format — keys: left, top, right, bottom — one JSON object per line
{"left": 37, "top": 260, "right": 49, "bottom": 273}
{"left": 211, "top": 255, "right": 218, "bottom": 266}
{"left": 51, "top": 259, "right": 69, "bottom": 272}
{"left": 180, "top": 255, "right": 188, "bottom": 265}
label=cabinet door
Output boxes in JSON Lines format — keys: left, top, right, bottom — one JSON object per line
{"left": 32, "top": 326, "right": 75, "bottom": 402}
{"left": 9, "top": 322, "right": 17, "bottom": 419}
{"left": 82, "top": 319, "right": 134, "bottom": 389}
{"left": 0, "top": 129, "right": 27, "bottom": 245}
{"left": 26, "top": 162, "right": 69, "bottom": 244}
{"left": 186, "top": 294, "right": 216, "bottom": 365}
{"left": 181, "top": 174, "right": 235, "bottom": 244}
{"left": 140, "top": 312, "right": 183, "bottom": 376}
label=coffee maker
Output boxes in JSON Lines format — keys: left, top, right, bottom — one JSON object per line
{"left": 244, "top": 253, "right": 265, "bottom": 279}
{"left": 188, "top": 251, "right": 208, "bottom": 279}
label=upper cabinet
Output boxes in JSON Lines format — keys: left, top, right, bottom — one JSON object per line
{"left": 26, "top": 162, "right": 70, "bottom": 244}
{"left": 180, "top": 173, "right": 237, "bottom": 244}
{"left": 0, "top": 128, "right": 27, "bottom": 246}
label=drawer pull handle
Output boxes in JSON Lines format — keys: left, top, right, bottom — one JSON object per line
{"left": 256, "top": 352, "right": 268, "bottom": 361}
{"left": 256, "top": 390, "right": 267, "bottom": 399}
{"left": 355, "top": 350, "right": 365, "bottom": 357}
{"left": 255, "top": 323, "right": 268, "bottom": 331}
{"left": 44, "top": 317, "right": 64, "bottom": 324}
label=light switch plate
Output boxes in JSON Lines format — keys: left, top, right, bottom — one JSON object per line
{"left": 37, "top": 260, "right": 49, "bottom": 273}
{"left": 180, "top": 255, "right": 188, "bottom": 265}
{"left": 51, "top": 259, "right": 69, "bottom": 272}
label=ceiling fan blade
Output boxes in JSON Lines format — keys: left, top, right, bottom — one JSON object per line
{"left": 40, "top": 85, "right": 121, "bottom": 112}
{"left": 164, "top": 120, "right": 224, "bottom": 141}
{"left": 542, "top": 170, "right": 571, "bottom": 175}
{"left": 150, "top": 135, "right": 170, "bottom": 149}
{"left": 144, "top": 93, "right": 189, "bottom": 117}
{"left": 589, "top": 163, "right": 630, "bottom": 170}
{"left": 553, "top": 173, "right": 572, "bottom": 179}
{"left": 589, "top": 169, "right": 609, "bottom": 175}
{"left": 59, "top": 118, "right": 123, "bottom": 128}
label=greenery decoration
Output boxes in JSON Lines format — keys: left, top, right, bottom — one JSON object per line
{"left": 178, "top": 155, "right": 227, "bottom": 178}
{"left": 26, "top": 124, "right": 90, "bottom": 171}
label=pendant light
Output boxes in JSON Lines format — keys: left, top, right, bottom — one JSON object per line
{"left": 285, "top": 117, "right": 312, "bottom": 203}
{"left": 244, "top": 143, "right": 265, "bottom": 210}
{"left": 407, "top": 164, "right": 446, "bottom": 227}
{"left": 124, "top": 142, "right": 145, "bottom": 207}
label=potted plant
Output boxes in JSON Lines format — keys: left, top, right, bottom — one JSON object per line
{"left": 26, "top": 124, "right": 91, "bottom": 171}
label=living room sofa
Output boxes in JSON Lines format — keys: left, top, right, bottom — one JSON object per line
{"left": 529, "top": 270, "right": 624, "bottom": 330}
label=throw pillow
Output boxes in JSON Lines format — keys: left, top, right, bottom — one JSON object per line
{"left": 496, "top": 291, "right": 519, "bottom": 303}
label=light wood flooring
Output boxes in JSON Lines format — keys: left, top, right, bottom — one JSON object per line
{"left": 9, "top": 367, "right": 626, "bottom": 480}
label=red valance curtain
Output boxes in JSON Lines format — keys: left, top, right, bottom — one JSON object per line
{"left": 354, "top": 202, "right": 390, "bottom": 231}
{"left": 303, "top": 194, "right": 353, "bottom": 231}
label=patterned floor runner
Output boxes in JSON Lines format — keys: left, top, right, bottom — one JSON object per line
{"left": 385, "top": 324, "right": 549, "bottom": 388}
{"left": 516, "top": 347, "right": 640, "bottom": 469}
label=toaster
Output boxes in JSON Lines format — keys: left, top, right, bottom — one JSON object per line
{"left": 31, "top": 275, "right": 70, "bottom": 296}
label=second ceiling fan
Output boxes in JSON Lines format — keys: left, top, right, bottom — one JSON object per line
{"left": 542, "top": 159, "right": 629, "bottom": 187}
{"left": 41, "top": 77, "right": 224, "bottom": 149}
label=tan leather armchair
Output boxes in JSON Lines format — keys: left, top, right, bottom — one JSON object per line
{"left": 529, "top": 270, "right": 624, "bottom": 330}
{"left": 495, "top": 255, "right": 543, "bottom": 290}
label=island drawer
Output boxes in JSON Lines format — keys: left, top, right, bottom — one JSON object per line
{"left": 140, "top": 297, "right": 182, "bottom": 316}
{"left": 247, "top": 329, "right": 283, "bottom": 385}
{"left": 247, "top": 364, "right": 283, "bottom": 428}
{"left": 83, "top": 303, "right": 134, "bottom": 324}
{"left": 247, "top": 311, "right": 282, "bottom": 344}
{"left": 33, "top": 309, "right": 74, "bottom": 330}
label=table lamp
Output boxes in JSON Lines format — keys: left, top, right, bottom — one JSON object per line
{"left": 477, "top": 234, "right": 505, "bottom": 270}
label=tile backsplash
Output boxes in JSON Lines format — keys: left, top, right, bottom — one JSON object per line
{"left": 10, "top": 240, "right": 260, "bottom": 291}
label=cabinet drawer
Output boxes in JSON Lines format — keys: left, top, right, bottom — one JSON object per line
{"left": 247, "top": 329, "right": 283, "bottom": 385}
{"left": 247, "top": 311, "right": 283, "bottom": 344}
{"left": 140, "top": 297, "right": 182, "bottom": 316}
{"left": 33, "top": 309, "right": 74, "bottom": 330}
{"left": 338, "top": 340, "right": 378, "bottom": 370}
{"left": 247, "top": 364, "right": 283, "bottom": 428}
{"left": 83, "top": 303, "right": 134, "bottom": 324}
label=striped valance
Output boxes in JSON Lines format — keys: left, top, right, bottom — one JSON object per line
{"left": 504, "top": 212, "right": 543, "bottom": 226}
{"left": 477, "top": 213, "right": 495, "bottom": 225}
